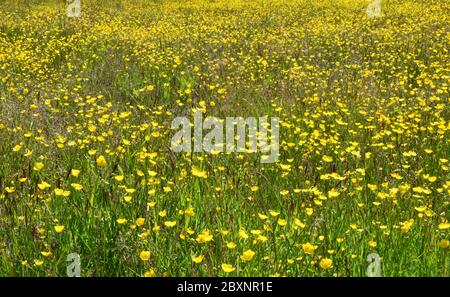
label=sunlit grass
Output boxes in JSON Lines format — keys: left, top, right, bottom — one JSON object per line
{"left": 0, "top": 0, "right": 448, "bottom": 276}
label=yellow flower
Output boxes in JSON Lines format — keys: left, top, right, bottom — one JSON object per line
{"left": 33, "top": 259, "right": 44, "bottom": 266}
{"left": 438, "top": 239, "right": 449, "bottom": 249}
{"left": 438, "top": 222, "right": 450, "bottom": 230}
{"left": 279, "top": 164, "right": 291, "bottom": 171}
{"left": 239, "top": 229, "right": 249, "bottom": 239}
{"left": 184, "top": 208, "right": 195, "bottom": 216}
{"left": 227, "top": 242, "right": 237, "bottom": 249}
{"left": 368, "top": 184, "right": 378, "bottom": 191}
{"left": 114, "top": 175, "right": 124, "bottom": 182}
{"left": 328, "top": 188, "right": 340, "bottom": 198}
{"left": 125, "top": 188, "right": 135, "bottom": 194}
{"left": 139, "top": 251, "right": 151, "bottom": 261}
{"left": 71, "top": 169, "right": 80, "bottom": 177}
{"left": 54, "top": 225, "right": 65, "bottom": 233}
{"left": 269, "top": 211, "right": 280, "bottom": 217}
{"left": 240, "top": 249, "right": 255, "bottom": 261}
{"left": 221, "top": 263, "right": 235, "bottom": 273}
{"left": 294, "top": 218, "right": 305, "bottom": 228}
{"left": 144, "top": 269, "right": 156, "bottom": 277}
{"left": 88, "top": 124, "right": 96, "bottom": 132}
{"left": 191, "top": 166, "right": 208, "bottom": 179}
{"left": 54, "top": 188, "right": 70, "bottom": 197}
{"left": 164, "top": 221, "right": 177, "bottom": 228}
{"left": 319, "top": 258, "right": 333, "bottom": 269}
{"left": 71, "top": 183, "right": 83, "bottom": 191}
{"left": 41, "top": 251, "right": 52, "bottom": 257}
{"left": 54, "top": 188, "right": 64, "bottom": 196}
{"left": 33, "top": 162, "right": 44, "bottom": 171}
{"left": 116, "top": 218, "right": 127, "bottom": 225}
{"left": 96, "top": 155, "right": 107, "bottom": 167}
{"left": 136, "top": 218, "right": 145, "bottom": 226}
{"left": 368, "top": 240, "right": 377, "bottom": 248}
{"left": 401, "top": 219, "right": 414, "bottom": 233}
{"left": 196, "top": 230, "right": 213, "bottom": 243}
{"left": 5, "top": 187, "right": 15, "bottom": 193}
{"left": 37, "top": 181, "right": 51, "bottom": 190}
{"left": 256, "top": 235, "right": 268, "bottom": 243}
{"left": 277, "top": 219, "right": 287, "bottom": 226}
{"left": 302, "top": 242, "right": 317, "bottom": 255}
{"left": 414, "top": 206, "right": 427, "bottom": 213}
{"left": 192, "top": 255, "right": 204, "bottom": 264}
{"left": 258, "top": 213, "right": 268, "bottom": 220}
{"left": 322, "top": 155, "right": 333, "bottom": 163}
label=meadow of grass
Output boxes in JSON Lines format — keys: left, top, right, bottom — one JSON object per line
{"left": 0, "top": 0, "right": 448, "bottom": 276}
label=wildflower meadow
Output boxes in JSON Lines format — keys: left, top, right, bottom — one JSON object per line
{"left": 0, "top": 0, "right": 448, "bottom": 277}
